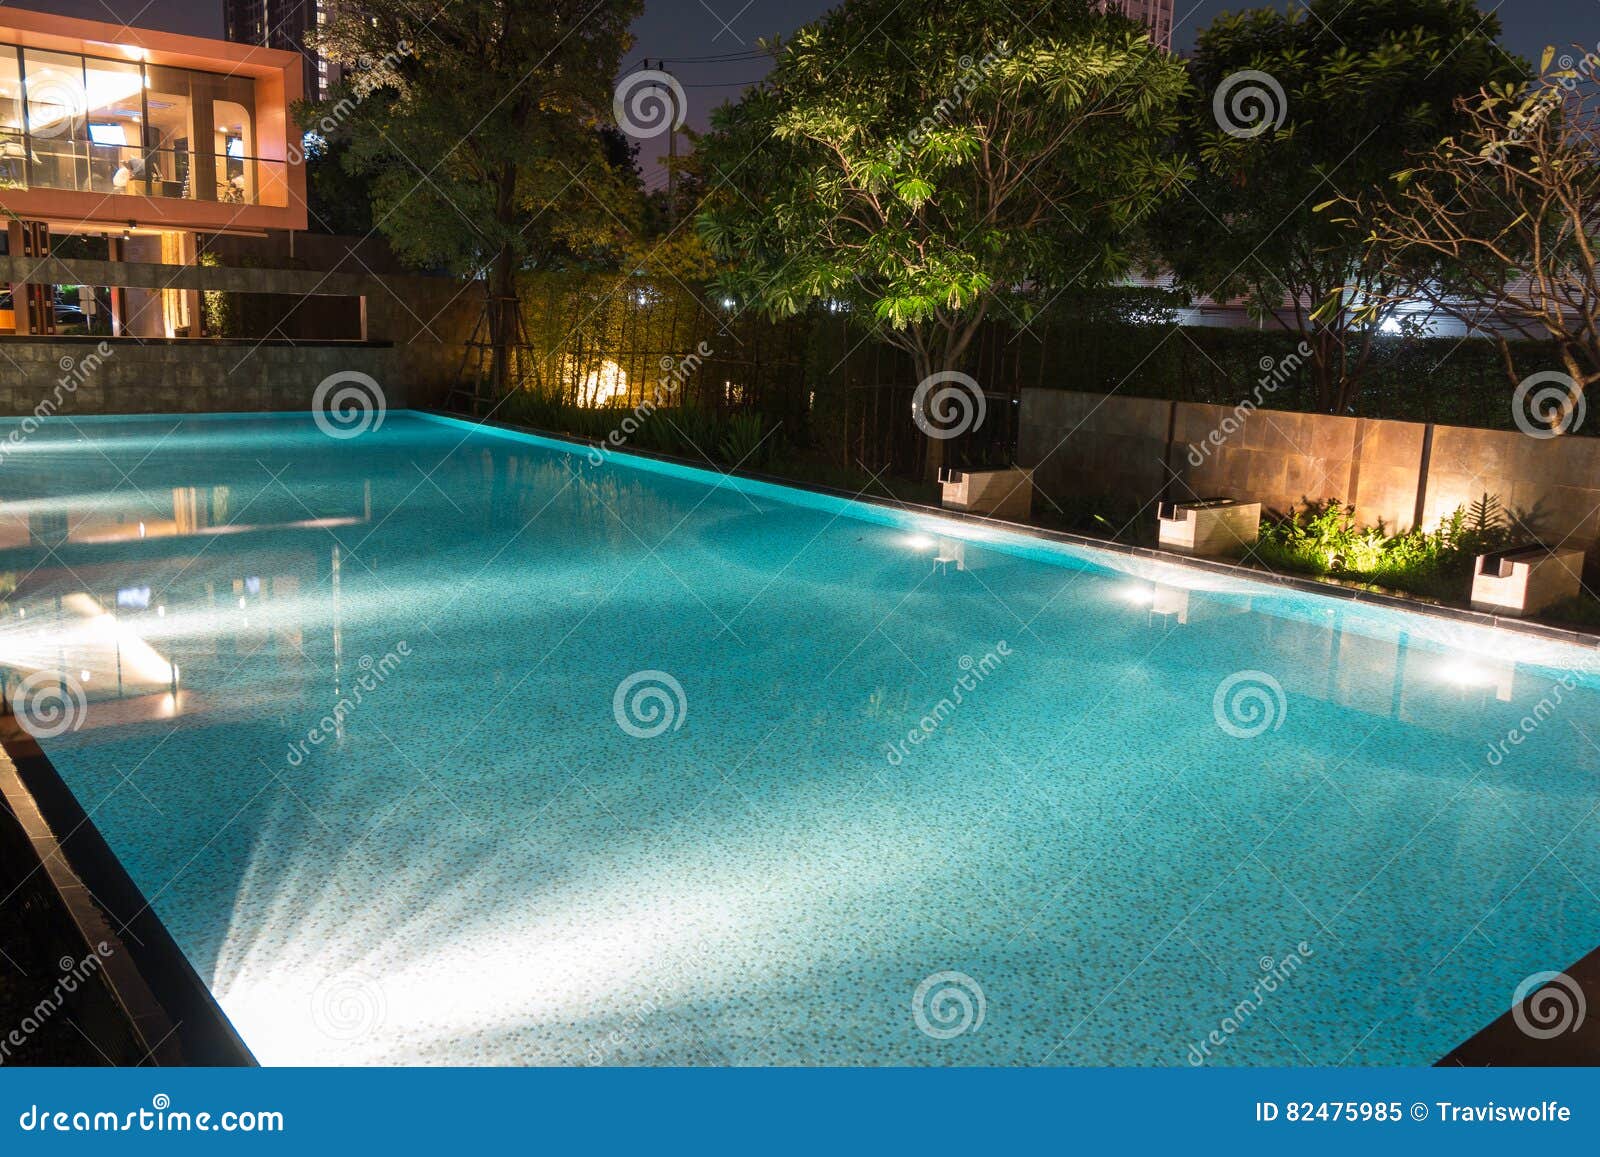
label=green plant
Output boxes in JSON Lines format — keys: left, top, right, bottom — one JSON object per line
{"left": 1251, "top": 493, "right": 1513, "bottom": 601}
{"left": 1152, "top": 0, "right": 1523, "bottom": 413}
{"left": 718, "top": 412, "right": 768, "bottom": 468}
{"left": 699, "top": 0, "right": 1190, "bottom": 478}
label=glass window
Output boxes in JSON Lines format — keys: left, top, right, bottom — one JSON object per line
{"left": 0, "top": 49, "right": 23, "bottom": 189}
{"left": 23, "top": 49, "right": 88, "bottom": 191}
{"left": 83, "top": 57, "right": 143, "bottom": 194}
{"left": 0, "top": 45, "right": 263, "bottom": 202}
{"left": 143, "top": 65, "right": 194, "bottom": 199}
{"left": 213, "top": 98, "right": 254, "bottom": 203}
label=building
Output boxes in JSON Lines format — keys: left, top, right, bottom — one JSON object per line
{"left": 1098, "top": 0, "right": 1175, "bottom": 51}
{"left": 0, "top": 7, "right": 307, "bottom": 337}
{"left": 225, "top": 0, "right": 342, "bottom": 102}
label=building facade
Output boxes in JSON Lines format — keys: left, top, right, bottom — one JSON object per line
{"left": 0, "top": 8, "right": 308, "bottom": 337}
{"left": 1098, "top": 0, "right": 1175, "bottom": 51}
{"left": 225, "top": 0, "right": 342, "bottom": 102}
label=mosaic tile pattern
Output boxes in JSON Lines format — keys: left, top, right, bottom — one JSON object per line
{"left": 2, "top": 411, "right": 1598, "bottom": 1066}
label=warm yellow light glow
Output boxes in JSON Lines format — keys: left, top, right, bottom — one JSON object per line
{"left": 569, "top": 358, "right": 629, "bottom": 407}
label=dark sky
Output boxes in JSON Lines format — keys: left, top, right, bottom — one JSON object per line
{"left": 6, "top": 0, "right": 1584, "bottom": 187}
{"left": 11, "top": 0, "right": 1579, "bottom": 57}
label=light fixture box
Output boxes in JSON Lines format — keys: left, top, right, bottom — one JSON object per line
{"left": 1157, "top": 498, "right": 1261, "bottom": 557}
{"left": 938, "top": 466, "right": 1033, "bottom": 519}
{"left": 1470, "top": 544, "right": 1586, "bottom": 617}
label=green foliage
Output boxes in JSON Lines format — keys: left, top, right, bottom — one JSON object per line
{"left": 301, "top": 135, "right": 374, "bottom": 237}
{"left": 1250, "top": 494, "right": 1513, "bottom": 599}
{"left": 1150, "top": 0, "right": 1525, "bottom": 413}
{"left": 493, "top": 390, "right": 784, "bottom": 472}
{"left": 307, "top": 0, "right": 649, "bottom": 395}
{"left": 309, "top": 1, "right": 643, "bottom": 293}
{"left": 697, "top": 0, "right": 1191, "bottom": 385}
{"left": 718, "top": 412, "right": 769, "bottom": 468}
{"left": 1019, "top": 321, "right": 1571, "bottom": 432}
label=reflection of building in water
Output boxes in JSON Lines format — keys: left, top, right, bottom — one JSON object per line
{"left": 0, "top": 483, "right": 369, "bottom": 550}
{"left": 0, "top": 483, "right": 368, "bottom": 736}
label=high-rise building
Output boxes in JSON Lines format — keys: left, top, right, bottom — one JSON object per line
{"left": 224, "top": 0, "right": 341, "bottom": 101}
{"left": 1098, "top": 0, "right": 1175, "bottom": 51}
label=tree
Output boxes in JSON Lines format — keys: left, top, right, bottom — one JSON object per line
{"left": 696, "top": 0, "right": 1189, "bottom": 479}
{"left": 313, "top": 0, "right": 642, "bottom": 395}
{"left": 1150, "top": 0, "right": 1522, "bottom": 414}
{"left": 302, "top": 135, "right": 374, "bottom": 236}
{"left": 1347, "top": 54, "right": 1600, "bottom": 425}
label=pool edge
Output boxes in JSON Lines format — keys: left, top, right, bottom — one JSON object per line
{"left": 0, "top": 719, "right": 256, "bottom": 1066}
{"left": 414, "top": 408, "right": 1600, "bottom": 655}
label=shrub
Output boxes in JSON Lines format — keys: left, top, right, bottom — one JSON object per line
{"left": 1249, "top": 494, "right": 1511, "bottom": 600}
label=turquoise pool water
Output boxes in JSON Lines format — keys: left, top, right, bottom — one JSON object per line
{"left": 1, "top": 410, "right": 1597, "bottom": 1066}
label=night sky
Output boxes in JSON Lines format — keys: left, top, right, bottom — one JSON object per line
{"left": 7, "top": 0, "right": 1588, "bottom": 186}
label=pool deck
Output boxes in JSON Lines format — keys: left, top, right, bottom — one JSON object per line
{"left": 0, "top": 720, "right": 255, "bottom": 1066}
{"left": 1, "top": 407, "right": 1595, "bottom": 1067}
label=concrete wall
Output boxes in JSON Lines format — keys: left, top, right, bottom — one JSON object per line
{"left": 1020, "top": 388, "right": 1600, "bottom": 555}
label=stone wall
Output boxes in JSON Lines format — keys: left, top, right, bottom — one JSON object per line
{"left": 1020, "top": 388, "right": 1600, "bottom": 556}
{"left": 0, "top": 338, "right": 403, "bottom": 416}
{"left": 0, "top": 253, "right": 482, "bottom": 415}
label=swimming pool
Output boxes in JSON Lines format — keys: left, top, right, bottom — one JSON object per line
{"left": 1, "top": 410, "right": 1596, "bottom": 1065}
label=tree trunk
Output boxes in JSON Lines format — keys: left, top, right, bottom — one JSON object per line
{"left": 1311, "top": 327, "right": 1341, "bottom": 413}
{"left": 909, "top": 348, "right": 946, "bottom": 484}
{"left": 487, "top": 167, "right": 519, "bottom": 397}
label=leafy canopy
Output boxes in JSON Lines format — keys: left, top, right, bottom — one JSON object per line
{"left": 312, "top": 0, "right": 643, "bottom": 277}
{"left": 697, "top": 0, "right": 1190, "bottom": 374}
{"left": 1150, "top": 0, "right": 1524, "bottom": 411}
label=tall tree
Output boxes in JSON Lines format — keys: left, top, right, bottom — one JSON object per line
{"left": 1150, "top": 0, "right": 1523, "bottom": 414}
{"left": 1348, "top": 54, "right": 1600, "bottom": 423}
{"left": 696, "top": 0, "right": 1190, "bottom": 479}
{"left": 313, "top": 0, "right": 642, "bottom": 395}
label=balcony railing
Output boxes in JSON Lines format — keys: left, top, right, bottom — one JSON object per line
{"left": 0, "top": 134, "right": 285, "bottom": 208}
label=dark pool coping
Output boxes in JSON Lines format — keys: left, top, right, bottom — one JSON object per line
{"left": 1439, "top": 944, "right": 1600, "bottom": 1066}
{"left": 0, "top": 719, "right": 255, "bottom": 1066}
{"left": 421, "top": 408, "right": 1600, "bottom": 653}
